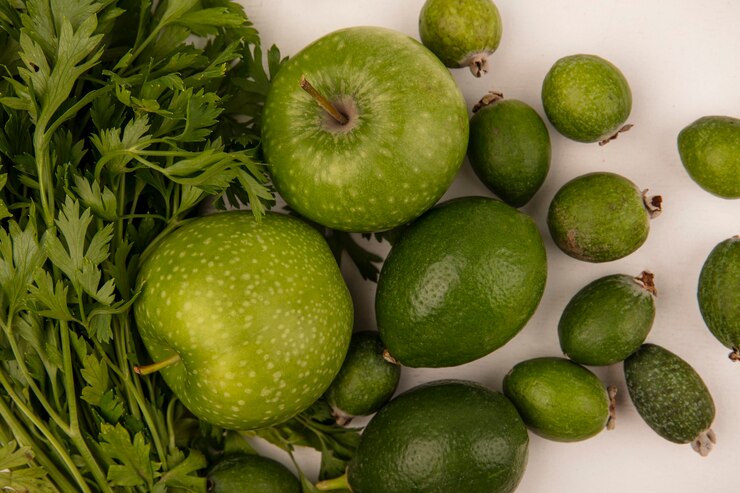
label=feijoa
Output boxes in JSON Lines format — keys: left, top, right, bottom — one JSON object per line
{"left": 503, "top": 357, "right": 613, "bottom": 442}
{"left": 467, "top": 93, "right": 551, "bottom": 207}
{"left": 324, "top": 330, "right": 401, "bottom": 424}
{"left": 317, "top": 380, "right": 528, "bottom": 493}
{"left": 624, "top": 344, "right": 716, "bottom": 456}
{"left": 207, "top": 454, "right": 300, "bottom": 493}
{"left": 678, "top": 116, "right": 740, "bottom": 198}
{"left": 547, "top": 172, "right": 661, "bottom": 262}
{"left": 559, "top": 271, "right": 657, "bottom": 365}
{"left": 376, "top": 196, "right": 547, "bottom": 368}
{"left": 542, "top": 54, "right": 632, "bottom": 143}
{"left": 698, "top": 236, "right": 740, "bottom": 360}
{"left": 419, "top": 0, "right": 503, "bottom": 77}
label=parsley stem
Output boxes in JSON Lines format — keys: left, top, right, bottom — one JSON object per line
{"left": 0, "top": 394, "right": 72, "bottom": 493}
{"left": 0, "top": 366, "right": 90, "bottom": 493}
{"left": 60, "top": 322, "right": 113, "bottom": 493}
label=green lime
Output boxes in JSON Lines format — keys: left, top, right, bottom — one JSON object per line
{"left": 467, "top": 94, "right": 551, "bottom": 207}
{"left": 558, "top": 271, "right": 656, "bottom": 365}
{"left": 503, "top": 357, "right": 612, "bottom": 442}
{"left": 325, "top": 331, "right": 401, "bottom": 424}
{"left": 376, "top": 196, "right": 547, "bottom": 367}
{"left": 678, "top": 115, "right": 740, "bottom": 198}
{"left": 320, "top": 380, "right": 528, "bottom": 493}
{"left": 207, "top": 454, "right": 300, "bottom": 493}
{"left": 547, "top": 172, "right": 660, "bottom": 263}
{"left": 542, "top": 54, "right": 632, "bottom": 143}
{"left": 419, "top": 0, "right": 503, "bottom": 76}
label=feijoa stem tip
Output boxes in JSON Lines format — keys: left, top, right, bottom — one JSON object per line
{"left": 382, "top": 349, "right": 400, "bottom": 365}
{"left": 729, "top": 348, "right": 740, "bottom": 362}
{"left": 634, "top": 271, "right": 657, "bottom": 296}
{"left": 690, "top": 429, "right": 717, "bottom": 457}
{"left": 598, "top": 123, "right": 634, "bottom": 146}
{"left": 606, "top": 385, "right": 618, "bottom": 430}
{"left": 472, "top": 91, "right": 504, "bottom": 113}
{"left": 468, "top": 52, "right": 490, "bottom": 77}
{"left": 641, "top": 190, "right": 663, "bottom": 219}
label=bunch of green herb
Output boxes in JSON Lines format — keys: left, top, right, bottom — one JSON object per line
{"left": 0, "top": 0, "right": 305, "bottom": 491}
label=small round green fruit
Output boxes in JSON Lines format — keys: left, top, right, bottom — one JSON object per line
{"left": 207, "top": 454, "right": 300, "bottom": 493}
{"left": 677, "top": 115, "right": 740, "bottom": 198}
{"left": 418, "top": 0, "right": 503, "bottom": 77}
{"left": 542, "top": 54, "right": 632, "bottom": 143}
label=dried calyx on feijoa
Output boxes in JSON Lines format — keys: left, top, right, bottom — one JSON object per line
{"left": 419, "top": 0, "right": 503, "bottom": 77}
{"left": 547, "top": 172, "right": 661, "bottom": 263}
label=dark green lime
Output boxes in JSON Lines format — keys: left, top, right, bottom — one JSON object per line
{"left": 376, "top": 196, "right": 547, "bottom": 367}
{"left": 325, "top": 330, "right": 401, "bottom": 423}
{"left": 678, "top": 116, "right": 740, "bottom": 198}
{"left": 503, "top": 357, "right": 611, "bottom": 442}
{"left": 698, "top": 236, "right": 740, "bottom": 360}
{"left": 207, "top": 454, "right": 300, "bottom": 493}
{"left": 419, "top": 0, "right": 503, "bottom": 76}
{"left": 547, "top": 172, "right": 660, "bottom": 262}
{"left": 559, "top": 271, "right": 656, "bottom": 365}
{"left": 542, "top": 54, "right": 632, "bottom": 143}
{"left": 624, "top": 344, "right": 716, "bottom": 455}
{"left": 467, "top": 94, "right": 551, "bottom": 207}
{"left": 328, "top": 380, "right": 528, "bottom": 493}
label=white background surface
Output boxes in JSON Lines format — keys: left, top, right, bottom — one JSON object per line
{"left": 239, "top": 1, "right": 740, "bottom": 491}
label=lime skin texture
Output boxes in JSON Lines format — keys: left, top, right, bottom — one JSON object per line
{"left": 698, "top": 236, "right": 740, "bottom": 359}
{"left": 376, "top": 196, "right": 547, "bottom": 368}
{"left": 418, "top": 0, "right": 503, "bottom": 76}
{"left": 134, "top": 212, "right": 353, "bottom": 430}
{"left": 624, "top": 344, "right": 716, "bottom": 455}
{"left": 558, "top": 273, "right": 656, "bottom": 366}
{"left": 206, "top": 454, "right": 301, "bottom": 493}
{"left": 324, "top": 330, "right": 401, "bottom": 421}
{"left": 678, "top": 115, "right": 740, "bottom": 198}
{"left": 503, "top": 357, "right": 610, "bottom": 442}
{"left": 467, "top": 97, "right": 551, "bottom": 207}
{"left": 346, "top": 380, "right": 529, "bottom": 493}
{"left": 541, "top": 54, "right": 632, "bottom": 143}
{"left": 547, "top": 172, "right": 652, "bottom": 263}
{"left": 262, "top": 26, "right": 469, "bottom": 233}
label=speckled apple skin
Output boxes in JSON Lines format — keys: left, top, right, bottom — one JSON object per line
{"left": 134, "top": 212, "right": 353, "bottom": 430}
{"left": 262, "top": 26, "right": 469, "bottom": 233}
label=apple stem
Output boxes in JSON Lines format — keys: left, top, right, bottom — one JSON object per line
{"left": 299, "top": 75, "right": 348, "bottom": 125}
{"left": 134, "top": 353, "right": 181, "bottom": 375}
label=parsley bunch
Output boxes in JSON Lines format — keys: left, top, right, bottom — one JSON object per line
{"left": 0, "top": 1, "right": 287, "bottom": 491}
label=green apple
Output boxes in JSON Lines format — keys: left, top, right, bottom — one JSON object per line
{"left": 262, "top": 26, "right": 469, "bottom": 233}
{"left": 133, "top": 212, "right": 353, "bottom": 430}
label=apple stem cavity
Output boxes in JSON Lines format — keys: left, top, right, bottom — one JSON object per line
{"left": 134, "top": 353, "right": 181, "bottom": 375}
{"left": 299, "top": 75, "right": 349, "bottom": 125}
